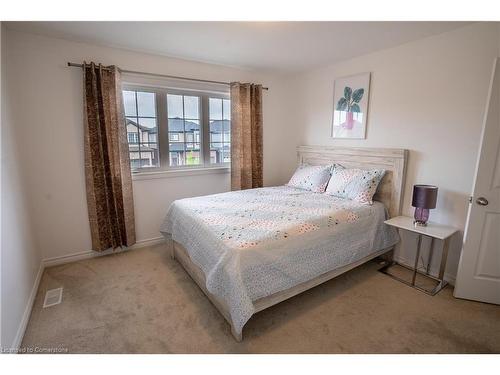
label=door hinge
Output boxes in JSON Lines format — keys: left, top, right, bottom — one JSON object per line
{"left": 469, "top": 196, "right": 473, "bottom": 203}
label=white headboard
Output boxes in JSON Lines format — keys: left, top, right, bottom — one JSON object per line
{"left": 297, "top": 146, "right": 408, "bottom": 218}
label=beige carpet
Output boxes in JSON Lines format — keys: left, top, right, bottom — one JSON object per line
{"left": 22, "top": 242, "right": 500, "bottom": 353}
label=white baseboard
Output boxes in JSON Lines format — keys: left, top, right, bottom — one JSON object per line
{"left": 392, "top": 254, "right": 456, "bottom": 286}
{"left": 10, "top": 261, "right": 45, "bottom": 351}
{"left": 42, "top": 236, "right": 165, "bottom": 268}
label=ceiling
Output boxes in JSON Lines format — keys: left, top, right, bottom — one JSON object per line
{"left": 7, "top": 21, "right": 471, "bottom": 73}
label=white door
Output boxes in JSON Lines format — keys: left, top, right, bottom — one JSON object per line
{"left": 454, "top": 58, "right": 500, "bottom": 305}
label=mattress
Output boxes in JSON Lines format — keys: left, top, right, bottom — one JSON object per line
{"left": 160, "top": 186, "right": 399, "bottom": 334}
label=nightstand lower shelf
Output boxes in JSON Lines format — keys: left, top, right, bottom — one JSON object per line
{"left": 381, "top": 216, "right": 457, "bottom": 296}
{"left": 379, "top": 261, "right": 448, "bottom": 296}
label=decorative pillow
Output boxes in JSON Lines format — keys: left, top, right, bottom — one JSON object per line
{"left": 325, "top": 165, "right": 386, "bottom": 204}
{"left": 287, "top": 164, "right": 332, "bottom": 193}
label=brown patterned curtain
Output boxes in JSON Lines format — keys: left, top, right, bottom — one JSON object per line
{"left": 83, "top": 62, "right": 136, "bottom": 251}
{"left": 230, "top": 83, "right": 263, "bottom": 190}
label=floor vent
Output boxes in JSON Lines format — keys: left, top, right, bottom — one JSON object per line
{"left": 43, "top": 287, "right": 63, "bottom": 308}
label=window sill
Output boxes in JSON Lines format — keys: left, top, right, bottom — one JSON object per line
{"left": 131, "top": 166, "right": 230, "bottom": 181}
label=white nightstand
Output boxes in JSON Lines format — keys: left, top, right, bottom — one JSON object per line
{"left": 379, "top": 216, "right": 459, "bottom": 295}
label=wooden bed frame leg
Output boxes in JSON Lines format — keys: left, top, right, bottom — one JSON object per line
{"left": 231, "top": 324, "right": 243, "bottom": 342}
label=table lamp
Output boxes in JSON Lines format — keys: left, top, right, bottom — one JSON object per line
{"left": 412, "top": 185, "right": 438, "bottom": 226}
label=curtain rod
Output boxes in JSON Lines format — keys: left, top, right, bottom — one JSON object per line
{"left": 67, "top": 62, "right": 269, "bottom": 91}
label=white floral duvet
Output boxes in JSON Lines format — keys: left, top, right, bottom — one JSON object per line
{"left": 160, "top": 186, "right": 398, "bottom": 334}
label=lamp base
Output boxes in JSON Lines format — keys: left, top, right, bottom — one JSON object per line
{"left": 413, "top": 207, "right": 430, "bottom": 226}
{"left": 413, "top": 220, "right": 428, "bottom": 227}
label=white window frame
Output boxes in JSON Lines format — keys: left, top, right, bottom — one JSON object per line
{"left": 122, "top": 83, "right": 230, "bottom": 175}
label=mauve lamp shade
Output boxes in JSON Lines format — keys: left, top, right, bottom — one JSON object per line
{"left": 412, "top": 185, "right": 438, "bottom": 209}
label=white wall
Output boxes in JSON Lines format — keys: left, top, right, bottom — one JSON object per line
{"left": 290, "top": 22, "right": 500, "bottom": 281}
{"left": 1, "top": 24, "right": 43, "bottom": 349}
{"left": 3, "top": 28, "right": 295, "bottom": 262}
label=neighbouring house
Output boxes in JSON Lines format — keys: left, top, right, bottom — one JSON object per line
{"left": 126, "top": 118, "right": 158, "bottom": 169}
{"left": 126, "top": 117, "right": 230, "bottom": 169}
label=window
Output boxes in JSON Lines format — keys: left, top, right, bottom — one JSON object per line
{"left": 167, "top": 94, "right": 201, "bottom": 167}
{"left": 122, "top": 85, "right": 230, "bottom": 172}
{"left": 128, "top": 132, "right": 139, "bottom": 144}
{"left": 209, "top": 98, "right": 231, "bottom": 164}
{"left": 123, "top": 90, "right": 159, "bottom": 170}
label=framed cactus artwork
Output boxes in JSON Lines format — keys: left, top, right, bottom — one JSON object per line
{"left": 331, "top": 72, "right": 371, "bottom": 139}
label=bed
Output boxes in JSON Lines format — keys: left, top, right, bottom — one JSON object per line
{"left": 160, "top": 146, "right": 408, "bottom": 341}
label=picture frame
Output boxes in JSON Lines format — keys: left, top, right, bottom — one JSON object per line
{"left": 331, "top": 72, "right": 371, "bottom": 139}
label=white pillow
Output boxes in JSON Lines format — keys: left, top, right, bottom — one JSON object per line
{"left": 325, "top": 165, "right": 386, "bottom": 204}
{"left": 287, "top": 164, "right": 332, "bottom": 193}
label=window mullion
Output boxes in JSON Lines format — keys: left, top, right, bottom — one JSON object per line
{"left": 182, "top": 96, "right": 186, "bottom": 166}
{"left": 135, "top": 92, "right": 141, "bottom": 169}
{"left": 221, "top": 98, "right": 225, "bottom": 164}
{"left": 157, "top": 91, "right": 169, "bottom": 169}
{"left": 202, "top": 95, "right": 210, "bottom": 167}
